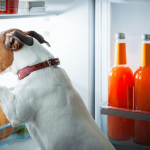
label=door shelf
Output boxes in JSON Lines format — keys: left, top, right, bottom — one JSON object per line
{"left": 100, "top": 101, "right": 150, "bottom": 122}
{"left": 99, "top": 101, "right": 150, "bottom": 149}
{"left": 0, "top": 124, "right": 29, "bottom": 147}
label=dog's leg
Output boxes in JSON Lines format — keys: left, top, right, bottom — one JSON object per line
{"left": 26, "top": 124, "right": 46, "bottom": 150}
{"left": 0, "top": 86, "right": 47, "bottom": 149}
{"left": 0, "top": 86, "right": 31, "bottom": 127}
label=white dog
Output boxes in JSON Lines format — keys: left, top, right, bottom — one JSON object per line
{"left": 0, "top": 29, "right": 115, "bottom": 150}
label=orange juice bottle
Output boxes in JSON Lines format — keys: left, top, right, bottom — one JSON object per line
{"left": 134, "top": 34, "right": 150, "bottom": 145}
{"left": 107, "top": 33, "right": 134, "bottom": 141}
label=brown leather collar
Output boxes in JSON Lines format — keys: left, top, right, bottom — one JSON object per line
{"left": 17, "top": 58, "right": 60, "bottom": 80}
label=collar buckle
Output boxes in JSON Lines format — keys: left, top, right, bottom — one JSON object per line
{"left": 47, "top": 59, "right": 52, "bottom": 67}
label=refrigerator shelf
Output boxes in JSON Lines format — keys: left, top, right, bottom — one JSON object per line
{"left": 0, "top": 1, "right": 47, "bottom": 19}
{"left": 0, "top": 124, "right": 29, "bottom": 147}
{"left": 100, "top": 101, "right": 150, "bottom": 122}
{"left": 99, "top": 101, "right": 150, "bottom": 149}
{"left": 0, "top": 0, "right": 83, "bottom": 19}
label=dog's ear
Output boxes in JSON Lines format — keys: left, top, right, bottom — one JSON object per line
{"left": 3, "top": 30, "right": 33, "bottom": 51}
{"left": 25, "top": 31, "right": 50, "bottom": 47}
{"left": 12, "top": 30, "right": 33, "bottom": 46}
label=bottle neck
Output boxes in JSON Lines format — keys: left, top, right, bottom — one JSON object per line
{"left": 140, "top": 40, "right": 150, "bottom": 67}
{"left": 114, "top": 39, "right": 127, "bottom": 65}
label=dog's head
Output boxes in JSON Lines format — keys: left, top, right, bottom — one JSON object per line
{"left": 0, "top": 29, "right": 50, "bottom": 73}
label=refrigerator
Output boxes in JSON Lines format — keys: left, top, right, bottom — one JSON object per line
{"left": 0, "top": 0, "right": 150, "bottom": 150}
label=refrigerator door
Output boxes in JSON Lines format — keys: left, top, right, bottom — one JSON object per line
{"left": 95, "top": 0, "right": 150, "bottom": 150}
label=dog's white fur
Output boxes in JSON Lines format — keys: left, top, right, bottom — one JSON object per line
{"left": 0, "top": 38, "right": 115, "bottom": 150}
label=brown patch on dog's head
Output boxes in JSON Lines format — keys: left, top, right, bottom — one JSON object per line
{"left": 0, "top": 32, "right": 14, "bottom": 73}
{"left": 3, "top": 29, "right": 25, "bottom": 51}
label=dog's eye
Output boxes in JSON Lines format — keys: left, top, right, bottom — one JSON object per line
{"left": 7, "top": 37, "right": 15, "bottom": 48}
{"left": 10, "top": 37, "right": 15, "bottom": 44}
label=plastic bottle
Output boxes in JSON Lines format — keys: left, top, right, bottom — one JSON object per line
{"left": 107, "top": 33, "right": 134, "bottom": 141}
{"left": 0, "top": 0, "right": 19, "bottom": 14}
{"left": 134, "top": 34, "right": 150, "bottom": 145}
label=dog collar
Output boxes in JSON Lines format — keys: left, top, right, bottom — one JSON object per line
{"left": 17, "top": 58, "right": 60, "bottom": 80}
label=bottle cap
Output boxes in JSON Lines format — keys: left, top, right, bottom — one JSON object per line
{"left": 115, "top": 33, "right": 125, "bottom": 39}
{"left": 141, "top": 34, "right": 150, "bottom": 41}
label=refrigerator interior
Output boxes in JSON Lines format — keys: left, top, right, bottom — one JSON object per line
{"left": 95, "top": 0, "right": 150, "bottom": 150}
{"left": 0, "top": 0, "right": 95, "bottom": 149}
{"left": 0, "top": 0, "right": 95, "bottom": 114}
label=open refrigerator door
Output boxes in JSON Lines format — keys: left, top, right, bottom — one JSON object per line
{"left": 95, "top": 0, "right": 150, "bottom": 150}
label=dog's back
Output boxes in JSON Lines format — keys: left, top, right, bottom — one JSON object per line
{"left": 17, "top": 66, "right": 114, "bottom": 150}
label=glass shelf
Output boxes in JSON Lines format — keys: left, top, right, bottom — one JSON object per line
{"left": 99, "top": 101, "right": 150, "bottom": 149}
{"left": 0, "top": 1, "right": 47, "bottom": 19}
{"left": 0, "top": 0, "right": 82, "bottom": 19}
{"left": 0, "top": 123, "right": 29, "bottom": 147}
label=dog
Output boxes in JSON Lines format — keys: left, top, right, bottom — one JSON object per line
{"left": 0, "top": 29, "right": 115, "bottom": 150}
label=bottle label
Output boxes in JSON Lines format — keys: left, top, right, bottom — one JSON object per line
{"left": 0, "top": 0, "right": 6, "bottom": 11}
{"left": 140, "top": 43, "right": 150, "bottom": 67}
{"left": 127, "top": 86, "right": 133, "bottom": 109}
{"left": 115, "top": 43, "right": 127, "bottom": 65}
